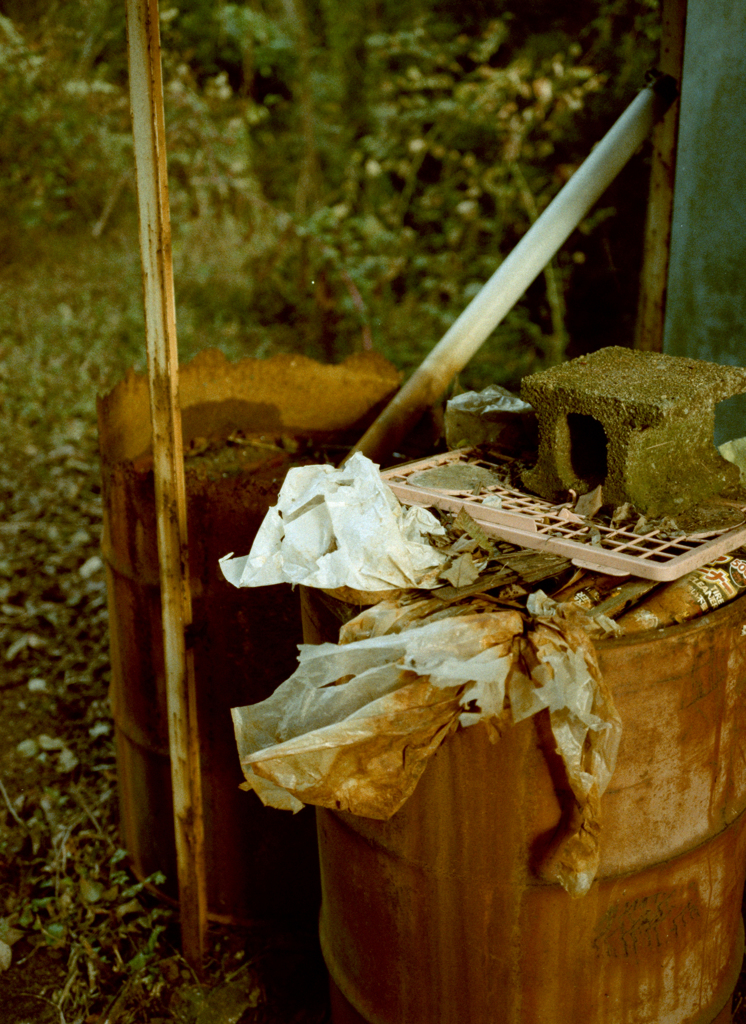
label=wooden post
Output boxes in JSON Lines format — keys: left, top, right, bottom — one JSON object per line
{"left": 124, "top": 0, "right": 207, "bottom": 967}
{"left": 634, "top": 0, "right": 688, "bottom": 352}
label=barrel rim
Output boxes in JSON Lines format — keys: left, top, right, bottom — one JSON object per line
{"left": 594, "top": 586, "right": 746, "bottom": 648}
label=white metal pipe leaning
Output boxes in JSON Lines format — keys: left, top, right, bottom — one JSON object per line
{"left": 125, "top": 0, "right": 207, "bottom": 967}
{"left": 348, "top": 77, "right": 677, "bottom": 467}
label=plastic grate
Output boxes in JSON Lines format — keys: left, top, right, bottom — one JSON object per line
{"left": 382, "top": 449, "right": 746, "bottom": 581}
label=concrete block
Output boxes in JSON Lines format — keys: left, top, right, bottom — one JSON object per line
{"left": 520, "top": 346, "right": 746, "bottom": 516}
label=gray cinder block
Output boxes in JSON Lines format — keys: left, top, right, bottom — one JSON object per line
{"left": 520, "top": 346, "right": 746, "bottom": 516}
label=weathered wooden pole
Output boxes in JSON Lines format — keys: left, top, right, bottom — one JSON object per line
{"left": 124, "top": 0, "right": 207, "bottom": 967}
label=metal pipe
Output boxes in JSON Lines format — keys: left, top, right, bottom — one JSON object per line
{"left": 348, "top": 78, "right": 677, "bottom": 467}
{"left": 125, "top": 0, "right": 207, "bottom": 968}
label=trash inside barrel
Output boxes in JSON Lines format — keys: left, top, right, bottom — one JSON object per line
{"left": 222, "top": 438, "right": 746, "bottom": 1022}
{"left": 97, "top": 348, "right": 400, "bottom": 924}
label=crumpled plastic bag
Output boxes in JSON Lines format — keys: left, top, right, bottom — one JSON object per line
{"left": 518, "top": 594, "right": 622, "bottom": 896}
{"left": 232, "top": 611, "right": 521, "bottom": 816}
{"left": 219, "top": 451, "right": 446, "bottom": 592}
{"left": 231, "top": 596, "right": 622, "bottom": 897}
{"left": 444, "top": 384, "right": 536, "bottom": 450}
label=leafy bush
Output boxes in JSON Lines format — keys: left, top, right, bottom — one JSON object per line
{"left": 0, "top": 15, "right": 131, "bottom": 231}
{"left": 0, "top": 1, "right": 661, "bottom": 392}
{"left": 244, "top": 4, "right": 660, "bottom": 381}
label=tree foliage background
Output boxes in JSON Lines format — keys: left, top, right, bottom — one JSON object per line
{"left": 0, "top": 0, "right": 661, "bottom": 435}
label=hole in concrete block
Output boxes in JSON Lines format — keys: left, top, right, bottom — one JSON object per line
{"left": 567, "top": 413, "right": 608, "bottom": 487}
{"left": 715, "top": 393, "right": 746, "bottom": 446}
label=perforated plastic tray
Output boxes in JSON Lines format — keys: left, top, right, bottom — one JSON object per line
{"left": 382, "top": 449, "right": 746, "bottom": 581}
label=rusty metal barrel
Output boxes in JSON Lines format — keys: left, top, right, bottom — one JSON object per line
{"left": 98, "top": 348, "right": 399, "bottom": 924}
{"left": 301, "top": 588, "right": 746, "bottom": 1023}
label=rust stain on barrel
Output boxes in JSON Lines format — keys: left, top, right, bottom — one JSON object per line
{"left": 305, "top": 589, "right": 746, "bottom": 1024}
{"left": 98, "top": 350, "right": 400, "bottom": 924}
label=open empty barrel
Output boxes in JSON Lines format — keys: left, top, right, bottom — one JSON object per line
{"left": 97, "top": 348, "right": 399, "bottom": 924}
{"left": 301, "top": 588, "right": 746, "bottom": 1023}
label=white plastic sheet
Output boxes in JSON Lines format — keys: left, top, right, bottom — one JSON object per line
{"left": 219, "top": 451, "right": 446, "bottom": 592}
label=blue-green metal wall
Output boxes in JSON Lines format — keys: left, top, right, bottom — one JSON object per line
{"left": 663, "top": 0, "right": 746, "bottom": 441}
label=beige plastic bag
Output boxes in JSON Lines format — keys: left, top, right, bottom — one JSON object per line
{"left": 231, "top": 598, "right": 621, "bottom": 896}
